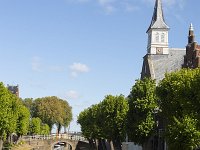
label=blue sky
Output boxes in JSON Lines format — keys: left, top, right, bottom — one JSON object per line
{"left": 0, "top": 0, "right": 199, "bottom": 131}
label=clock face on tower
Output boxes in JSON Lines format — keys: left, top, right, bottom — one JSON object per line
{"left": 156, "top": 47, "right": 163, "bottom": 54}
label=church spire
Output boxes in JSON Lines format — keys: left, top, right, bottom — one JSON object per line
{"left": 146, "top": 0, "right": 169, "bottom": 55}
{"left": 147, "top": 0, "right": 169, "bottom": 33}
{"left": 188, "top": 23, "right": 195, "bottom": 44}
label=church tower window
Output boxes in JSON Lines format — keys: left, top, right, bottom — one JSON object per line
{"left": 148, "top": 34, "right": 151, "bottom": 45}
{"left": 161, "top": 33, "right": 165, "bottom": 42}
{"left": 155, "top": 33, "right": 159, "bottom": 42}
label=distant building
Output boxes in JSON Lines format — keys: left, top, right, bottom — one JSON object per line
{"left": 7, "top": 85, "right": 19, "bottom": 97}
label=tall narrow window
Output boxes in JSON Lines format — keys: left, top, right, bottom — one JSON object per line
{"left": 148, "top": 34, "right": 151, "bottom": 45}
{"left": 161, "top": 33, "right": 165, "bottom": 42}
{"left": 155, "top": 33, "right": 159, "bottom": 42}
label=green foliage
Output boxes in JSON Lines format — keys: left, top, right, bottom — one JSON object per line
{"left": 99, "top": 95, "right": 128, "bottom": 141}
{"left": 33, "top": 96, "right": 72, "bottom": 131}
{"left": 78, "top": 104, "right": 101, "bottom": 139}
{"left": 29, "top": 117, "right": 41, "bottom": 135}
{"left": 127, "top": 78, "right": 158, "bottom": 145}
{"left": 0, "top": 81, "right": 70, "bottom": 142}
{"left": 22, "top": 98, "right": 34, "bottom": 117}
{"left": 157, "top": 68, "right": 200, "bottom": 149}
{"left": 16, "top": 104, "right": 30, "bottom": 136}
{"left": 78, "top": 95, "right": 128, "bottom": 143}
{"left": 0, "top": 82, "right": 29, "bottom": 148}
{"left": 166, "top": 115, "right": 200, "bottom": 150}
{"left": 40, "top": 124, "right": 50, "bottom": 135}
{"left": 58, "top": 99, "right": 72, "bottom": 131}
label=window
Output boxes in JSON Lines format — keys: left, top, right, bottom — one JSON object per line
{"left": 155, "top": 32, "right": 159, "bottom": 42}
{"left": 161, "top": 33, "right": 165, "bottom": 42}
{"left": 148, "top": 34, "right": 151, "bottom": 44}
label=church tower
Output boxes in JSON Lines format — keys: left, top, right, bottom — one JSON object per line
{"left": 183, "top": 24, "right": 200, "bottom": 68}
{"left": 141, "top": 0, "right": 185, "bottom": 82}
{"left": 147, "top": 0, "right": 169, "bottom": 55}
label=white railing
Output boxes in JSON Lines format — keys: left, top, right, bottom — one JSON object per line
{"left": 22, "top": 132, "right": 87, "bottom": 142}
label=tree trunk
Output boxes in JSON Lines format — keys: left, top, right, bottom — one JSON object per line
{"left": 88, "top": 138, "right": 95, "bottom": 150}
{"left": 0, "top": 138, "right": 3, "bottom": 150}
{"left": 64, "top": 126, "right": 66, "bottom": 133}
{"left": 109, "top": 140, "right": 114, "bottom": 150}
{"left": 57, "top": 124, "right": 61, "bottom": 134}
{"left": 111, "top": 137, "right": 122, "bottom": 150}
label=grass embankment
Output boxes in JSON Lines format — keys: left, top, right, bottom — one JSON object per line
{"left": 11, "top": 143, "right": 34, "bottom": 150}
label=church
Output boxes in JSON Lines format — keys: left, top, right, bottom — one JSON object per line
{"left": 140, "top": 0, "right": 200, "bottom": 150}
{"left": 141, "top": 0, "right": 200, "bottom": 84}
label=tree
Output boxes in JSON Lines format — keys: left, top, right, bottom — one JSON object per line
{"left": 22, "top": 98, "right": 34, "bottom": 117}
{"left": 157, "top": 68, "right": 200, "bottom": 149}
{"left": 0, "top": 82, "right": 19, "bottom": 149}
{"left": 33, "top": 96, "right": 72, "bottom": 133}
{"left": 99, "top": 95, "right": 128, "bottom": 149}
{"left": 127, "top": 78, "right": 158, "bottom": 145}
{"left": 56, "top": 99, "right": 72, "bottom": 134}
{"left": 78, "top": 95, "right": 128, "bottom": 150}
{"left": 40, "top": 124, "right": 50, "bottom": 135}
{"left": 78, "top": 104, "right": 101, "bottom": 149}
{"left": 16, "top": 104, "right": 30, "bottom": 137}
{"left": 166, "top": 115, "right": 200, "bottom": 150}
{"left": 29, "top": 117, "right": 41, "bottom": 135}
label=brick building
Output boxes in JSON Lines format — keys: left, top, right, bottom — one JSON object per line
{"left": 7, "top": 85, "right": 19, "bottom": 97}
{"left": 183, "top": 24, "right": 200, "bottom": 69}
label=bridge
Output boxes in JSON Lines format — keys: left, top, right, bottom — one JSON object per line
{"left": 21, "top": 132, "right": 89, "bottom": 150}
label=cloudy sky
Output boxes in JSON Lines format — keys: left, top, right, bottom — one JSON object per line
{"left": 0, "top": 0, "right": 199, "bottom": 131}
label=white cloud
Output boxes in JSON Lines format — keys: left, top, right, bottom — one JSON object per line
{"left": 66, "top": 90, "right": 80, "bottom": 99}
{"left": 31, "top": 57, "right": 42, "bottom": 72}
{"left": 69, "top": 62, "right": 90, "bottom": 77}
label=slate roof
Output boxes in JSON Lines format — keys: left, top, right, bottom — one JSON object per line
{"left": 141, "top": 48, "right": 186, "bottom": 84}
{"left": 147, "top": 0, "right": 169, "bottom": 33}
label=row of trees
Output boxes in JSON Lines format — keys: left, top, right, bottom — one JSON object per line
{"left": 77, "top": 95, "right": 128, "bottom": 149}
{"left": 0, "top": 82, "right": 30, "bottom": 149}
{"left": 78, "top": 68, "right": 200, "bottom": 150}
{"left": 0, "top": 82, "right": 72, "bottom": 149}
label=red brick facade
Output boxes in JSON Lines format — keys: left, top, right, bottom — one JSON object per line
{"left": 7, "top": 85, "right": 19, "bottom": 97}
{"left": 183, "top": 25, "right": 200, "bottom": 68}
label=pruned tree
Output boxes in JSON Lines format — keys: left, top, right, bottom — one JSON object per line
{"left": 157, "top": 68, "right": 200, "bottom": 149}
{"left": 127, "top": 78, "right": 158, "bottom": 146}
{"left": 78, "top": 95, "right": 128, "bottom": 150}
{"left": 29, "top": 117, "right": 41, "bottom": 135}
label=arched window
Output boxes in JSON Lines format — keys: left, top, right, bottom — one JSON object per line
{"left": 155, "top": 32, "right": 159, "bottom": 42}
{"left": 161, "top": 33, "right": 165, "bottom": 42}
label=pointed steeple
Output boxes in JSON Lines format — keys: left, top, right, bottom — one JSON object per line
{"left": 188, "top": 23, "right": 195, "bottom": 44}
{"left": 189, "top": 23, "right": 194, "bottom": 31}
{"left": 147, "top": 0, "right": 169, "bottom": 33}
